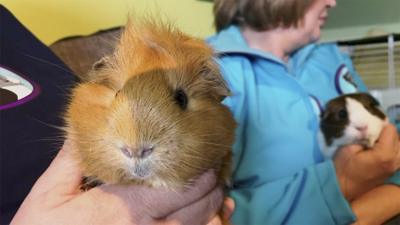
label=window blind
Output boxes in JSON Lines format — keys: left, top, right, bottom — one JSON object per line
{"left": 341, "top": 34, "right": 399, "bottom": 90}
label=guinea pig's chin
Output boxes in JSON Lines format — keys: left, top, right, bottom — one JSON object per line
{"left": 353, "top": 138, "right": 370, "bottom": 148}
{"left": 347, "top": 130, "right": 370, "bottom": 147}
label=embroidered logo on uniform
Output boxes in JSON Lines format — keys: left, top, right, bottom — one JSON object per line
{"left": 335, "top": 64, "right": 358, "bottom": 94}
{"left": 0, "top": 66, "right": 40, "bottom": 110}
{"left": 309, "top": 94, "right": 323, "bottom": 118}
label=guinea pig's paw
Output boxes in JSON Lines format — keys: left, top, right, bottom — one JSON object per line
{"left": 80, "top": 176, "right": 104, "bottom": 191}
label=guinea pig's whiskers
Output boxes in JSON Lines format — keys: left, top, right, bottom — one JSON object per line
{"left": 188, "top": 140, "right": 232, "bottom": 149}
{"left": 156, "top": 160, "right": 176, "bottom": 174}
{"left": 20, "top": 52, "right": 77, "bottom": 77}
{"left": 28, "top": 116, "right": 67, "bottom": 133}
{"left": 180, "top": 159, "right": 214, "bottom": 171}
{"left": 71, "top": 138, "right": 104, "bottom": 145}
{"left": 26, "top": 132, "right": 66, "bottom": 141}
{"left": 195, "top": 132, "right": 233, "bottom": 138}
{"left": 29, "top": 136, "right": 66, "bottom": 145}
{"left": 182, "top": 151, "right": 220, "bottom": 164}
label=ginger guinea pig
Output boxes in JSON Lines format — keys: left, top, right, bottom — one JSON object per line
{"left": 318, "top": 93, "right": 388, "bottom": 159}
{"left": 64, "top": 19, "right": 236, "bottom": 189}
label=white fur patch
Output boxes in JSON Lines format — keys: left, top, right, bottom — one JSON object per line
{"left": 319, "top": 97, "right": 387, "bottom": 159}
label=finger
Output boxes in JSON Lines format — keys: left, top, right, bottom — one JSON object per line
{"left": 222, "top": 197, "right": 235, "bottom": 220}
{"left": 162, "top": 186, "right": 224, "bottom": 225}
{"left": 370, "top": 124, "right": 400, "bottom": 173}
{"left": 29, "top": 140, "right": 83, "bottom": 197}
{"left": 334, "top": 144, "right": 364, "bottom": 160}
{"left": 394, "top": 140, "right": 400, "bottom": 168}
{"left": 144, "top": 171, "right": 218, "bottom": 218}
{"left": 206, "top": 216, "right": 223, "bottom": 225}
{"left": 374, "top": 124, "right": 398, "bottom": 154}
{"left": 99, "top": 170, "right": 218, "bottom": 219}
{"left": 342, "top": 144, "right": 364, "bottom": 154}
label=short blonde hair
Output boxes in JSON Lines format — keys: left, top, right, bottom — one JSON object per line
{"left": 213, "top": 0, "right": 316, "bottom": 32}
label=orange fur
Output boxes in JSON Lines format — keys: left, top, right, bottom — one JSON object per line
{"left": 65, "top": 18, "right": 236, "bottom": 190}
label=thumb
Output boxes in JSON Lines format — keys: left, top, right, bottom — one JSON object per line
{"left": 345, "top": 144, "right": 364, "bottom": 153}
{"left": 29, "top": 140, "right": 83, "bottom": 197}
{"left": 101, "top": 170, "right": 218, "bottom": 219}
{"left": 336, "top": 144, "right": 364, "bottom": 157}
{"left": 145, "top": 171, "right": 218, "bottom": 218}
{"left": 373, "top": 124, "right": 398, "bottom": 153}
{"left": 222, "top": 197, "right": 235, "bottom": 221}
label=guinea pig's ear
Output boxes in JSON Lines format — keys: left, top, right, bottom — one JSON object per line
{"left": 92, "top": 56, "right": 110, "bottom": 71}
{"left": 202, "top": 61, "right": 231, "bottom": 102}
{"left": 359, "top": 93, "right": 380, "bottom": 106}
{"left": 85, "top": 56, "right": 119, "bottom": 91}
{"left": 204, "top": 72, "right": 230, "bottom": 102}
{"left": 368, "top": 94, "right": 380, "bottom": 106}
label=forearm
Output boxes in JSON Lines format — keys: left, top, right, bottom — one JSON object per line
{"left": 351, "top": 184, "right": 400, "bottom": 225}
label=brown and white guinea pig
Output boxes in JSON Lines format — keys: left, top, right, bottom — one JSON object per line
{"left": 64, "top": 18, "right": 236, "bottom": 190}
{"left": 318, "top": 93, "right": 388, "bottom": 159}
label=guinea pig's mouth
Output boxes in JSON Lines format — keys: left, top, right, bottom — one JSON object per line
{"left": 128, "top": 163, "right": 153, "bottom": 180}
{"left": 354, "top": 139, "right": 370, "bottom": 148}
{"left": 352, "top": 131, "right": 374, "bottom": 148}
{"left": 351, "top": 134, "right": 374, "bottom": 149}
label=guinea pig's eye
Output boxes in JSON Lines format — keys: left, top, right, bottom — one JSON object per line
{"left": 337, "top": 108, "right": 348, "bottom": 120}
{"left": 174, "top": 89, "right": 188, "bottom": 109}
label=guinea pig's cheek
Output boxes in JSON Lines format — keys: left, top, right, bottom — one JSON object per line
{"left": 344, "top": 127, "right": 358, "bottom": 141}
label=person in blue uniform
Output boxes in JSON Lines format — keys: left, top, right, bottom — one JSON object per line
{"left": 207, "top": 0, "right": 400, "bottom": 224}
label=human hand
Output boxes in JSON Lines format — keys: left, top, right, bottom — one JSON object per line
{"left": 11, "top": 141, "right": 224, "bottom": 225}
{"left": 334, "top": 124, "right": 400, "bottom": 201}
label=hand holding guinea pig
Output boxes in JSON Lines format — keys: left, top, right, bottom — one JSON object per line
{"left": 318, "top": 93, "right": 400, "bottom": 201}
{"left": 334, "top": 124, "right": 400, "bottom": 201}
{"left": 10, "top": 141, "right": 228, "bottom": 225}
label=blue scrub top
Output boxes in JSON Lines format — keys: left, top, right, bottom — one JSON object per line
{"left": 207, "top": 25, "right": 399, "bottom": 225}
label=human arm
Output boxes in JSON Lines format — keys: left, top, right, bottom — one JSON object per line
{"left": 11, "top": 141, "right": 225, "bottom": 225}
{"left": 350, "top": 184, "right": 400, "bottom": 225}
{"left": 333, "top": 124, "right": 400, "bottom": 225}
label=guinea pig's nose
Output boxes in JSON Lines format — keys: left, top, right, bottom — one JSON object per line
{"left": 356, "top": 125, "right": 368, "bottom": 133}
{"left": 120, "top": 145, "right": 154, "bottom": 159}
{"left": 135, "top": 145, "right": 154, "bottom": 159}
{"left": 120, "top": 146, "right": 133, "bottom": 158}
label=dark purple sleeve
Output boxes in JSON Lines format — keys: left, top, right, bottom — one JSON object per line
{"left": 0, "top": 5, "right": 76, "bottom": 224}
